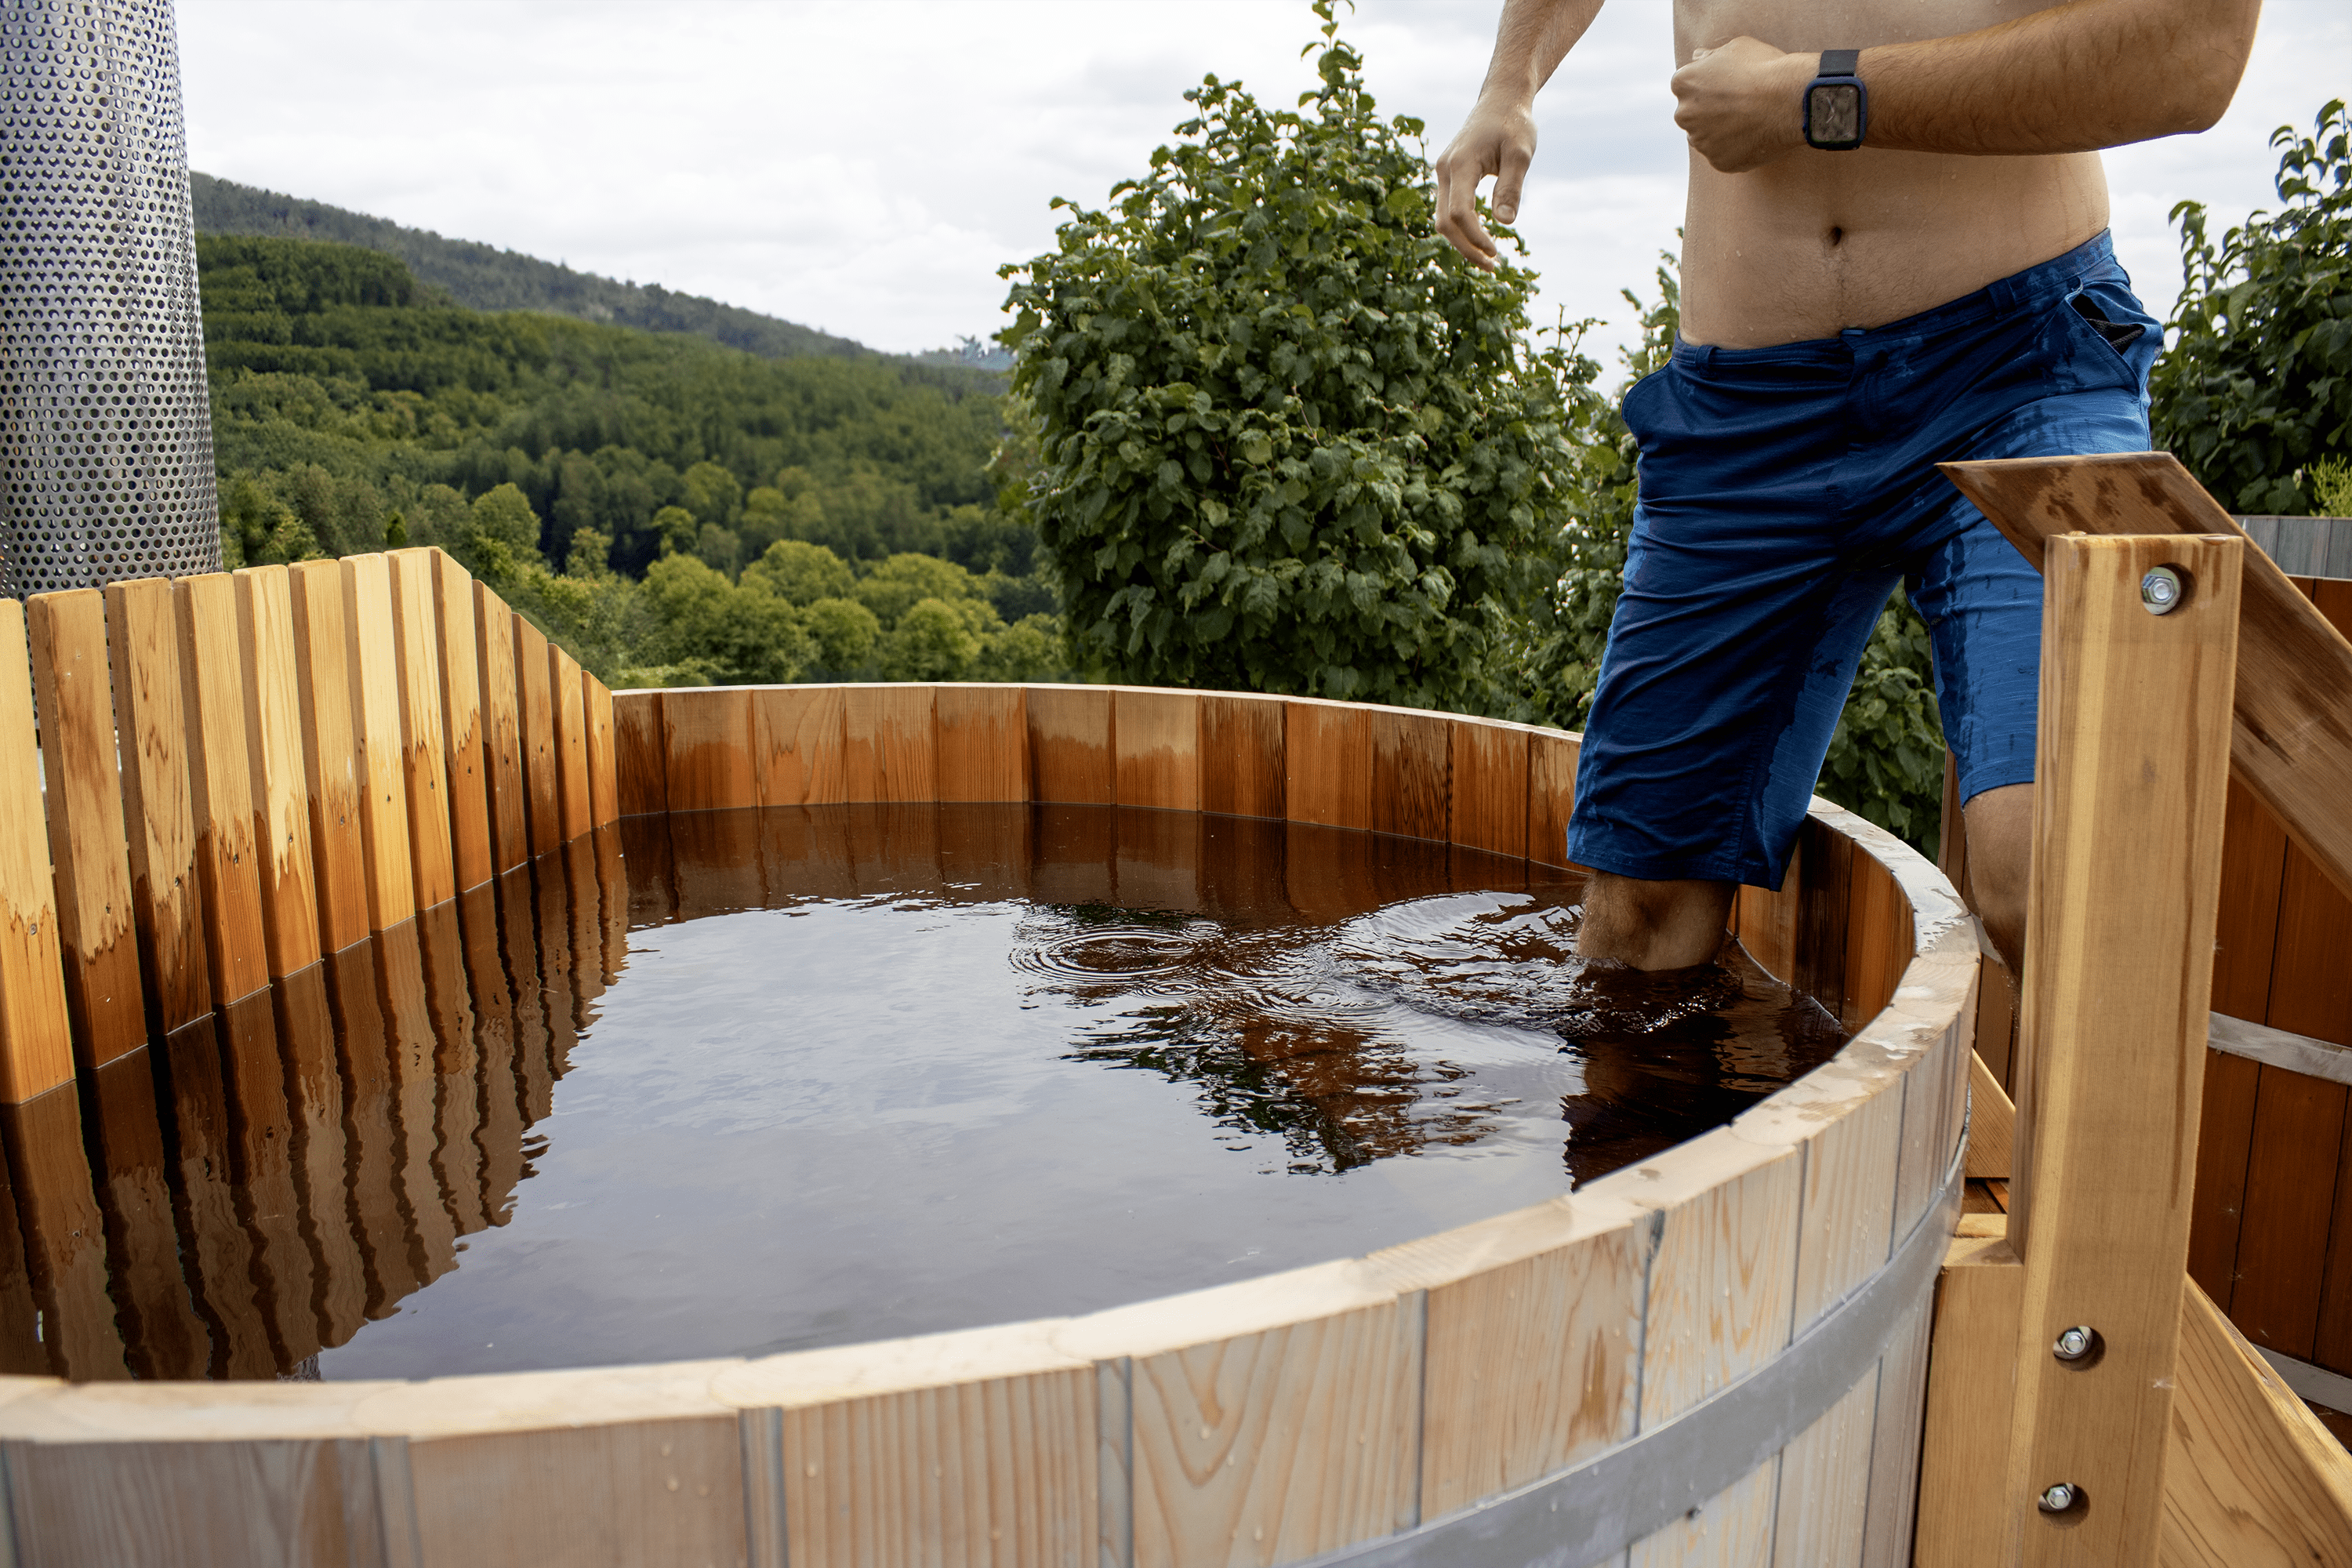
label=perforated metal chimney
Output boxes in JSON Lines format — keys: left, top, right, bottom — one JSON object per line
{"left": 0, "top": 0, "right": 219, "bottom": 597}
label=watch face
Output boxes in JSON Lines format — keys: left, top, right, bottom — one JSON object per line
{"left": 1808, "top": 83, "right": 1862, "bottom": 146}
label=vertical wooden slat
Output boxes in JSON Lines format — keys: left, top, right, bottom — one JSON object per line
{"left": 514, "top": 615, "right": 561, "bottom": 856}
{"left": 431, "top": 550, "right": 493, "bottom": 892}
{"left": 386, "top": 549, "right": 457, "bottom": 910}
{"left": 1198, "top": 693, "right": 1284, "bottom": 820}
{"left": 0, "top": 593, "right": 75, "bottom": 1102}
{"left": 1526, "top": 730, "right": 1578, "bottom": 870}
{"left": 475, "top": 583, "right": 529, "bottom": 874}
{"left": 2190, "top": 1050, "right": 2263, "bottom": 1311}
{"left": 1368, "top": 707, "right": 1449, "bottom": 842}
{"left": 612, "top": 691, "right": 668, "bottom": 819}
{"left": 749, "top": 687, "right": 845, "bottom": 807}
{"left": 583, "top": 672, "right": 618, "bottom": 829}
{"left": 662, "top": 688, "right": 757, "bottom": 813}
{"left": 1113, "top": 688, "right": 1200, "bottom": 811}
{"left": 288, "top": 561, "right": 371, "bottom": 956}
{"left": 176, "top": 573, "right": 273, "bottom": 1005}
{"left": 934, "top": 685, "right": 1028, "bottom": 803}
{"left": 1734, "top": 829, "right": 1802, "bottom": 986}
{"left": 1792, "top": 817, "right": 1853, "bottom": 1017}
{"left": 1916, "top": 1223, "right": 2023, "bottom": 1568}
{"left": 107, "top": 576, "right": 215, "bottom": 1034}
{"left": 1029, "top": 686, "right": 1115, "bottom": 804}
{"left": 231, "top": 567, "right": 324, "bottom": 981}
{"left": 2228, "top": 1066, "right": 2346, "bottom": 1359}
{"left": 550, "top": 642, "right": 593, "bottom": 843}
{"left": 1284, "top": 699, "right": 1371, "bottom": 830}
{"left": 341, "top": 554, "right": 418, "bottom": 933}
{"left": 1447, "top": 718, "right": 1528, "bottom": 859}
{"left": 1841, "top": 852, "right": 1907, "bottom": 1029}
{"left": 842, "top": 685, "right": 937, "bottom": 804}
{"left": 26, "top": 589, "right": 147, "bottom": 1066}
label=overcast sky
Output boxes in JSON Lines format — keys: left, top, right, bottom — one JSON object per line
{"left": 179, "top": 0, "right": 2347, "bottom": 372}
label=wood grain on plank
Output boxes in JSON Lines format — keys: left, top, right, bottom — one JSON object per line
{"left": 1840, "top": 851, "right": 1909, "bottom": 1029}
{"left": 840, "top": 685, "right": 936, "bottom": 804}
{"left": 1446, "top": 718, "right": 1527, "bottom": 859}
{"left": 341, "top": 554, "right": 418, "bottom": 932}
{"left": 1636, "top": 1138, "right": 1802, "bottom": 1426}
{"left": 1526, "top": 730, "right": 1578, "bottom": 870}
{"left": 1626, "top": 1450, "right": 1778, "bottom": 1568}
{"left": 26, "top": 589, "right": 147, "bottom": 1067}
{"left": 662, "top": 688, "right": 756, "bottom": 815}
{"left": 2269, "top": 840, "right": 2352, "bottom": 1049}
{"left": 1769, "top": 1372, "right": 1877, "bottom": 1568}
{"left": 1793, "top": 818, "right": 1853, "bottom": 1027}
{"left": 1966, "top": 1048, "right": 2016, "bottom": 1181}
{"left": 1200, "top": 694, "right": 1284, "bottom": 820}
{"left": 583, "top": 673, "right": 618, "bottom": 829}
{"left": 1859, "top": 1293, "right": 1934, "bottom": 1566}
{"left": 430, "top": 550, "right": 492, "bottom": 891}
{"left": 1368, "top": 708, "right": 1448, "bottom": 843}
{"left": 474, "top": 583, "right": 529, "bottom": 874}
{"left": 1114, "top": 687, "right": 1200, "bottom": 811}
{"left": 107, "top": 575, "right": 215, "bottom": 1034}
{"left": 2212, "top": 778, "right": 2288, "bottom": 1024}
{"left": 550, "top": 642, "right": 593, "bottom": 844}
{"left": 232, "top": 567, "right": 325, "bottom": 980}
{"left": 935, "top": 684, "right": 1029, "bottom": 804}
{"left": 1787, "top": 1083, "right": 1903, "bottom": 1336}
{"left": 612, "top": 690, "right": 668, "bottom": 819}
{"left": 5, "top": 1436, "right": 391, "bottom": 1568}
{"left": 513, "top": 614, "right": 561, "bottom": 858}
{"left": 2189, "top": 1049, "right": 2261, "bottom": 1312}
{"left": 1734, "top": 835, "right": 1802, "bottom": 987}
{"left": 747, "top": 686, "right": 845, "bottom": 808}
{"left": 1914, "top": 1226, "right": 2023, "bottom": 1568}
{"left": 1029, "top": 685, "right": 1115, "bottom": 804}
{"left": 385, "top": 549, "right": 456, "bottom": 910}
{"left": 176, "top": 574, "right": 274, "bottom": 1005}
{"left": 1283, "top": 699, "right": 1371, "bottom": 832}
{"left": 2226, "top": 1067, "right": 2346, "bottom": 1359}
{"left": 287, "top": 561, "right": 371, "bottom": 956}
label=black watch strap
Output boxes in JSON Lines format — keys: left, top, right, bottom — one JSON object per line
{"left": 1819, "top": 49, "right": 1860, "bottom": 78}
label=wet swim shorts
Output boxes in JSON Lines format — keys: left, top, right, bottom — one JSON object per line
{"left": 1564, "top": 230, "right": 2160, "bottom": 889}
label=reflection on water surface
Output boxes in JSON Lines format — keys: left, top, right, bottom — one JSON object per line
{"left": 9, "top": 804, "right": 1842, "bottom": 1381}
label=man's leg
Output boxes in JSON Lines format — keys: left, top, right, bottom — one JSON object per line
{"left": 1577, "top": 873, "right": 1736, "bottom": 970}
{"left": 1962, "top": 782, "right": 2032, "bottom": 977}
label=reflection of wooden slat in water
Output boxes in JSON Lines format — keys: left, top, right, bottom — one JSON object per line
{"left": 214, "top": 986, "right": 319, "bottom": 1370}
{"left": 1029, "top": 686, "right": 1113, "bottom": 804}
{"left": 374, "top": 918, "right": 462, "bottom": 1291}
{"left": 271, "top": 963, "right": 371, "bottom": 1356}
{"left": 286, "top": 561, "right": 372, "bottom": 956}
{"left": 385, "top": 549, "right": 457, "bottom": 913}
{"left": 845, "top": 804, "right": 943, "bottom": 902}
{"left": 1200, "top": 692, "right": 1285, "bottom": 820}
{"left": 417, "top": 901, "right": 487, "bottom": 1236}
{"left": 936, "top": 802, "right": 1032, "bottom": 904}
{"left": 613, "top": 690, "right": 669, "bottom": 819}
{"left": 497, "top": 864, "right": 557, "bottom": 1128}
{"left": 562, "top": 838, "right": 605, "bottom": 1013}
{"left": 434, "top": 551, "right": 495, "bottom": 892}
{"left": 757, "top": 806, "right": 853, "bottom": 903}
{"left": 593, "top": 826, "right": 629, "bottom": 986}
{"left": 1284, "top": 698, "right": 1370, "bottom": 832}
{"left": 530, "top": 851, "right": 585, "bottom": 1083}
{"left": 1031, "top": 804, "right": 1115, "bottom": 907}
{"left": 321, "top": 941, "right": 421, "bottom": 1319}
{"left": 106, "top": 578, "right": 215, "bottom": 1036}
{"left": 514, "top": 616, "right": 561, "bottom": 858}
{"left": 0, "top": 1091, "right": 128, "bottom": 1378}
{"left": 551, "top": 643, "right": 593, "bottom": 842}
{"left": 1113, "top": 688, "right": 1198, "bottom": 811}
{"left": 1363, "top": 822, "right": 1455, "bottom": 909}
{"left": 936, "top": 684, "right": 1028, "bottom": 803}
{"left": 456, "top": 879, "right": 528, "bottom": 1228}
{"left": 584, "top": 671, "right": 619, "bottom": 829}
{"left": 1370, "top": 708, "right": 1449, "bottom": 844}
{"left": 669, "top": 808, "right": 768, "bottom": 920}
{"left": 621, "top": 813, "right": 681, "bottom": 927}
{"left": 1446, "top": 840, "right": 1530, "bottom": 898}
{"left": 341, "top": 555, "right": 419, "bottom": 935}
{"left": 231, "top": 567, "right": 325, "bottom": 982}
{"left": 85, "top": 1050, "right": 210, "bottom": 1378}
{"left": 476, "top": 581, "right": 531, "bottom": 876}
{"left": 843, "top": 685, "right": 935, "bottom": 804}
{"left": 752, "top": 688, "right": 848, "bottom": 811}
{"left": 152, "top": 1014, "right": 278, "bottom": 1377}
{"left": 0, "top": 1139, "right": 49, "bottom": 1373}
{"left": 1115, "top": 807, "right": 1202, "bottom": 913}
{"left": 1200, "top": 812, "right": 1289, "bottom": 918}
{"left": 177, "top": 574, "right": 274, "bottom": 1006}
{"left": 1283, "top": 820, "right": 1382, "bottom": 924}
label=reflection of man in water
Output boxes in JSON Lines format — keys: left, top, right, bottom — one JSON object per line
{"left": 1436, "top": 2, "right": 2258, "bottom": 977}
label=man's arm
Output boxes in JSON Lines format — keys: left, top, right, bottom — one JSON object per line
{"left": 1434, "top": 0, "right": 1606, "bottom": 268}
{"left": 1674, "top": 0, "right": 2262, "bottom": 175}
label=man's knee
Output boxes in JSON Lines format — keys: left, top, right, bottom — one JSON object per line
{"left": 1963, "top": 782, "right": 2033, "bottom": 973}
{"left": 1577, "top": 872, "right": 1735, "bottom": 971}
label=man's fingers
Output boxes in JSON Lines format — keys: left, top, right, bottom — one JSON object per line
{"left": 1492, "top": 143, "right": 1534, "bottom": 225}
{"left": 1433, "top": 147, "right": 1500, "bottom": 267}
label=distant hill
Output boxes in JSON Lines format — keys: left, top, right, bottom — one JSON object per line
{"left": 191, "top": 171, "right": 890, "bottom": 364}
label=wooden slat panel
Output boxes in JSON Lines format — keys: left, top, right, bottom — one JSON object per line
{"left": 1792, "top": 816, "right": 1853, "bottom": 1020}
{"left": 513, "top": 615, "right": 561, "bottom": 858}
{"left": 2189, "top": 1049, "right": 2262, "bottom": 1311}
{"left": 431, "top": 551, "right": 492, "bottom": 891}
{"left": 176, "top": 574, "right": 273, "bottom": 1005}
{"left": 1637, "top": 1139, "right": 1803, "bottom": 1427}
{"left": 935, "top": 684, "right": 1028, "bottom": 803}
{"left": 779, "top": 1370, "right": 1098, "bottom": 1568}
{"left": 5, "top": 1437, "right": 390, "bottom": 1568}
{"left": 1284, "top": 699, "right": 1370, "bottom": 831}
{"left": 2269, "top": 841, "right": 2352, "bottom": 1048}
{"left": 287, "top": 561, "right": 371, "bottom": 956}
{"left": 26, "top": 590, "right": 147, "bottom": 1067}
{"left": 1526, "top": 730, "right": 1578, "bottom": 870}
{"left": 231, "top": 567, "right": 325, "bottom": 981}
{"left": 0, "top": 1088, "right": 126, "bottom": 1376}
{"left": 749, "top": 687, "right": 845, "bottom": 808}
{"left": 1130, "top": 1301, "right": 1421, "bottom": 1566}
{"left": 106, "top": 576, "right": 215, "bottom": 1035}
{"left": 1446, "top": 719, "right": 1527, "bottom": 859}
{"left": 1735, "top": 874, "right": 1799, "bottom": 989}
{"left": 386, "top": 550, "right": 457, "bottom": 910}
{"left": 842, "top": 685, "right": 935, "bottom": 804}
{"left": 1840, "top": 851, "right": 1907, "bottom": 1029}
{"left": 340, "top": 554, "right": 417, "bottom": 932}
{"left": 2314, "top": 1111, "right": 2352, "bottom": 1374}
{"left": 2212, "top": 778, "right": 2288, "bottom": 1023}
{"left": 583, "top": 673, "right": 618, "bottom": 829}
{"left": 1627, "top": 1452, "right": 1778, "bottom": 1566}
{"left": 1114, "top": 687, "right": 1199, "bottom": 811}
{"left": 2227, "top": 1068, "right": 2346, "bottom": 1358}
{"left": 662, "top": 688, "right": 756, "bottom": 815}
{"left": 1975, "top": 955, "right": 2018, "bottom": 1094}
{"left": 1368, "top": 707, "right": 1448, "bottom": 843}
{"left": 612, "top": 691, "right": 668, "bottom": 819}
{"left": 1769, "top": 1374, "right": 1877, "bottom": 1568}
{"left": 1915, "top": 1225, "right": 2023, "bottom": 1568}
{"left": 1029, "top": 686, "right": 1114, "bottom": 804}
{"left": 1789, "top": 1085, "right": 1904, "bottom": 1335}
{"left": 550, "top": 643, "right": 593, "bottom": 843}
{"left": 1858, "top": 1292, "right": 1934, "bottom": 1566}
{"left": 474, "top": 583, "right": 529, "bottom": 874}
{"left": 1199, "top": 693, "right": 1284, "bottom": 820}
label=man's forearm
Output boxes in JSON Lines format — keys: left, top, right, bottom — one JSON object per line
{"left": 1474, "top": 0, "right": 1605, "bottom": 107}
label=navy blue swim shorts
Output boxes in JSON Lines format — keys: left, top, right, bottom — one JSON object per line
{"left": 1563, "top": 230, "right": 2161, "bottom": 889}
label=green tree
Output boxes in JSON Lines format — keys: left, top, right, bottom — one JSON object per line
{"left": 2153, "top": 100, "right": 2351, "bottom": 514}
{"left": 976, "top": 615, "right": 1069, "bottom": 681}
{"left": 996, "top": 1, "right": 1585, "bottom": 709}
{"left": 444, "top": 482, "right": 545, "bottom": 583}
{"left": 682, "top": 460, "right": 745, "bottom": 527}
{"left": 742, "top": 539, "right": 858, "bottom": 605}
{"left": 879, "top": 598, "right": 981, "bottom": 681}
{"left": 641, "top": 554, "right": 812, "bottom": 684}
{"left": 855, "top": 552, "right": 989, "bottom": 629}
{"left": 802, "top": 597, "right": 882, "bottom": 676}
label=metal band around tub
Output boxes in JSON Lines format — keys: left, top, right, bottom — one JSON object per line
{"left": 1298, "top": 1121, "right": 1969, "bottom": 1568}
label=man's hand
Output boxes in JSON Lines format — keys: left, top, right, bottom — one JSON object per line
{"left": 1671, "top": 38, "right": 1813, "bottom": 174}
{"left": 1435, "top": 95, "right": 1538, "bottom": 270}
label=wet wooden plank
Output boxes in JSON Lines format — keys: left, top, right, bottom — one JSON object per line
{"left": 26, "top": 589, "right": 147, "bottom": 1068}
{"left": 341, "top": 554, "right": 418, "bottom": 933}
{"left": 1792, "top": 817, "right": 1853, "bottom": 1022}
{"left": 176, "top": 573, "right": 274, "bottom": 1006}
{"left": 233, "top": 567, "right": 325, "bottom": 981}
{"left": 1627, "top": 1451, "right": 1779, "bottom": 1566}
{"left": 662, "top": 688, "right": 756, "bottom": 815}
{"left": 749, "top": 687, "right": 845, "bottom": 808}
{"left": 386, "top": 549, "right": 457, "bottom": 911}
{"left": 514, "top": 616, "right": 561, "bottom": 857}
{"left": 1284, "top": 699, "right": 1370, "bottom": 831}
{"left": 612, "top": 691, "right": 669, "bottom": 819}
{"left": 1029, "top": 686, "right": 1114, "bottom": 804}
{"left": 1525, "top": 730, "right": 1579, "bottom": 871}
{"left": 841, "top": 685, "right": 936, "bottom": 804}
{"left": 431, "top": 551, "right": 493, "bottom": 892}
{"left": 288, "top": 561, "right": 371, "bottom": 956}
{"left": 1369, "top": 707, "right": 1449, "bottom": 843}
{"left": 583, "top": 673, "right": 618, "bottom": 829}
{"left": 1769, "top": 1373, "right": 1877, "bottom": 1568}
{"left": 935, "top": 685, "right": 1027, "bottom": 804}
{"left": 1198, "top": 692, "right": 1284, "bottom": 820}
{"left": 474, "top": 583, "right": 529, "bottom": 875}
{"left": 107, "top": 576, "right": 215, "bottom": 1036}
{"left": 1447, "top": 718, "right": 1527, "bottom": 859}
{"left": 0, "top": 1090, "right": 127, "bottom": 1378}
{"left": 1113, "top": 687, "right": 1199, "bottom": 812}
{"left": 550, "top": 643, "right": 593, "bottom": 844}
{"left": 1637, "top": 1138, "right": 1803, "bottom": 1427}
{"left": 1841, "top": 851, "right": 1908, "bottom": 1030}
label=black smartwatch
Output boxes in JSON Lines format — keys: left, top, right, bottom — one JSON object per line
{"left": 1803, "top": 49, "right": 1868, "bottom": 151}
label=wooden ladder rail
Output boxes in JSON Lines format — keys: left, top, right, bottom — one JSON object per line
{"left": 1915, "top": 454, "right": 2352, "bottom": 1566}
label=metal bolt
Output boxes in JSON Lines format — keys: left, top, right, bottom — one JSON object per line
{"left": 2039, "top": 1483, "right": 2080, "bottom": 1514}
{"left": 2141, "top": 566, "right": 2185, "bottom": 614}
{"left": 2053, "top": 1324, "right": 2096, "bottom": 1361}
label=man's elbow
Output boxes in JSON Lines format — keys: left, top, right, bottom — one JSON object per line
{"left": 2157, "top": 4, "right": 2259, "bottom": 135}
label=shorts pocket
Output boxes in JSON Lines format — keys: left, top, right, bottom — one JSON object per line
{"left": 2054, "top": 282, "right": 2161, "bottom": 392}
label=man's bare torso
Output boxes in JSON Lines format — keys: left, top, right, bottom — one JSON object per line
{"left": 1677, "top": 0, "right": 2111, "bottom": 347}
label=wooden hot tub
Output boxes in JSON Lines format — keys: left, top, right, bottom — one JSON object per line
{"left": 0, "top": 549, "right": 1976, "bottom": 1568}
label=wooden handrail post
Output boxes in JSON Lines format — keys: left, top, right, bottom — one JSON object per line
{"left": 2002, "top": 533, "right": 2241, "bottom": 1562}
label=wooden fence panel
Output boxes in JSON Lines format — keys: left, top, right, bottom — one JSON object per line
{"left": 1369, "top": 708, "right": 1449, "bottom": 844}
{"left": 1029, "top": 686, "right": 1114, "bottom": 804}
{"left": 387, "top": 549, "right": 456, "bottom": 911}
{"left": 230, "top": 567, "right": 324, "bottom": 981}
{"left": 662, "top": 688, "right": 756, "bottom": 813}
{"left": 1199, "top": 693, "right": 1284, "bottom": 820}
{"left": 432, "top": 551, "right": 493, "bottom": 891}
{"left": 176, "top": 575, "right": 272, "bottom": 1005}
{"left": 340, "top": 554, "right": 417, "bottom": 932}
{"left": 551, "top": 644, "right": 593, "bottom": 842}
{"left": 106, "top": 577, "right": 214, "bottom": 1033}
{"left": 934, "top": 685, "right": 1026, "bottom": 803}
{"left": 1447, "top": 719, "right": 1528, "bottom": 860}
{"left": 584, "top": 673, "right": 618, "bottom": 829}
{"left": 1114, "top": 688, "right": 1200, "bottom": 811}
{"left": 514, "top": 616, "right": 560, "bottom": 856}
{"left": 287, "top": 561, "right": 371, "bottom": 956}
{"left": 0, "top": 597, "right": 73, "bottom": 1104}
{"left": 613, "top": 691, "right": 669, "bottom": 818}
{"left": 1286, "top": 699, "right": 1371, "bottom": 831}
{"left": 1526, "top": 731, "right": 1578, "bottom": 871}
{"left": 475, "top": 583, "right": 529, "bottom": 874}
{"left": 841, "top": 687, "right": 935, "bottom": 804}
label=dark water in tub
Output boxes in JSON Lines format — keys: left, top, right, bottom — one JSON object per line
{"left": 13, "top": 805, "right": 1846, "bottom": 1382}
